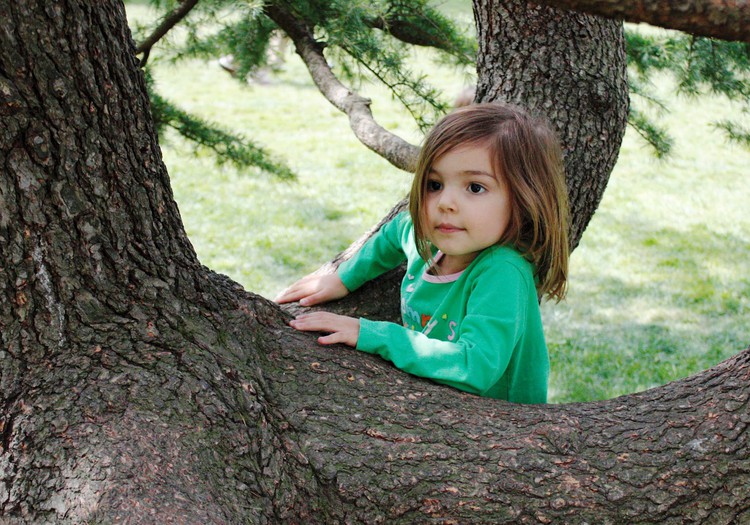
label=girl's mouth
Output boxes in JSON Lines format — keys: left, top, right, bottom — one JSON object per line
{"left": 437, "top": 223, "right": 464, "bottom": 233}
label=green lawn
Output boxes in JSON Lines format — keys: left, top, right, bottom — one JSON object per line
{"left": 126, "top": 3, "right": 750, "bottom": 404}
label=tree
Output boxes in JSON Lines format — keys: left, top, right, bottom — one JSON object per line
{"left": 134, "top": 0, "right": 750, "bottom": 175}
{"left": 1, "top": 1, "right": 748, "bottom": 524}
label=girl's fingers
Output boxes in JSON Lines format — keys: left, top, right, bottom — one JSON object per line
{"left": 274, "top": 275, "right": 317, "bottom": 303}
{"left": 318, "top": 330, "right": 357, "bottom": 347}
{"left": 275, "top": 291, "right": 297, "bottom": 304}
{"left": 289, "top": 313, "right": 359, "bottom": 347}
{"left": 289, "top": 312, "right": 331, "bottom": 331}
{"left": 288, "top": 315, "right": 313, "bottom": 331}
{"left": 274, "top": 287, "right": 301, "bottom": 304}
{"left": 318, "top": 333, "right": 343, "bottom": 345}
{"left": 275, "top": 284, "right": 312, "bottom": 303}
{"left": 299, "top": 291, "right": 325, "bottom": 307}
{"left": 275, "top": 273, "right": 349, "bottom": 305}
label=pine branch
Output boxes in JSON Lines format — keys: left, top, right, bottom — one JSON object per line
{"left": 264, "top": 3, "right": 419, "bottom": 172}
{"left": 625, "top": 28, "right": 750, "bottom": 155}
{"left": 628, "top": 107, "right": 673, "bottom": 158}
{"left": 714, "top": 117, "right": 750, "bottom": 146}
{"left": 363, "top": 2, "right": 475, "bottom": 66}
{"left": 150, "top": 88, "right": 295, "bottom": 179}
{"left": 335, "top": 40, "right": 448, "bottom": 131}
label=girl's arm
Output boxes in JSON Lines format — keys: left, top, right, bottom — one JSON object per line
{"left": 289, "top": 258, "right": 537, "bottom": 398}
{"left": 276, "top": 212, "right": 411, "bottom": 305}
{"left": 336, "top": 212, "right": 411, "bottom": 292}
{"left": 357, "top": 263, "right": 535, "bottom": 397}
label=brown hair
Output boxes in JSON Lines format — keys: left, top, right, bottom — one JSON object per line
{"left": 409, "top": 103, "right": 570, "bottom": 302}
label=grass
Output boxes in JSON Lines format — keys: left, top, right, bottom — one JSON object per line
{"left": 544, "top": 74, "right": 750, "bottom": 402}
{"left": 126, "top": 3, "right": 750, "bottom": 404}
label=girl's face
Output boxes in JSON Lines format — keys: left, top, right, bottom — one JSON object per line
{"left": 423, "top": 144, "right": 512, "bottom": 273}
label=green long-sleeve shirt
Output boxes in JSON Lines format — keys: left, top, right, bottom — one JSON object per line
{"left": 338, "top": 212, "right": 549, "bottom": 403}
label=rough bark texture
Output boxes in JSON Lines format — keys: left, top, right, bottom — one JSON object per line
{"left": 533, "top": 0, "right": 750, "bottom": 43}
{"left": 0, "top": 2, "right": 310, "bottom": 521}
{"left": 474, "top": 0, "right": 629, "bottom": 249}
{"left": 2, "top": 1, "right": 749, "bottom": 524}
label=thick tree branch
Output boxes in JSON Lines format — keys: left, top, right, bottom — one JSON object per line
{"left": 265, "top": 5, "right": 420, "bottom": 173}
{"left": 135, "top": 0, "right": 200, "bottom": 65}
{"left": 532, "top": 0, "right": 750, "bottom": 43}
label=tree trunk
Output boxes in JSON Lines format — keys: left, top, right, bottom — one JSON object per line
{"left": 0, "top": 1, "right": 300, "bottom": 521}
{"left": 1, "top": 1, "right": 748, "bottom": 524}
{"left": 474, "top": 0, "right": 629, "bottom": 249}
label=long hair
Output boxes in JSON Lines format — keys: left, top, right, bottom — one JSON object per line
{"left": 409, "top": 103, "right": 570, "bottom": 301}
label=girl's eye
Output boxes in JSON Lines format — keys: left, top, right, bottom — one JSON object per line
{"left": 468, "top": 182, "right": 486, "bottom": 194}
{"left": 427, "top": 180, "right": 442, "bottom": 192}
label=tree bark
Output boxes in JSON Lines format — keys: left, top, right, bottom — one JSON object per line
{"left": 1, "top": 1, "right": 749, "bottom": 523}
{"left": 532, "top": 0, "right": 750, "bottom": 43}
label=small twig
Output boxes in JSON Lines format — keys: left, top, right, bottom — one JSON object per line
{"left": 135, "top": 0, "right": 200, "bottom": 66}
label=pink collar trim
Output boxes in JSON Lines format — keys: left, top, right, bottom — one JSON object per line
{"left": 423, "top": 251, "right": 465, "bottom": 283}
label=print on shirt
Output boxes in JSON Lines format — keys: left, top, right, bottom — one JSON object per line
{"left": 401, "top": 298, "right": 458, "bottom": 339}
{"left": 447, "top": 321, "right": 457, "bottom": 341}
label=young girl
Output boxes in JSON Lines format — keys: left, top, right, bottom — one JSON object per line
{"left": 276, "top": 103, "right": 569, "bottom": 403}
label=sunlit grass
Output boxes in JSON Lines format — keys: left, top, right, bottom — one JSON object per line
{"left": 126, "top": 4, "right": 750, "bottom": 404}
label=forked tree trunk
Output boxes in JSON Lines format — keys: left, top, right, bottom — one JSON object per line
{"left": 1, "top": 1, "right": 748, "bottom": 524}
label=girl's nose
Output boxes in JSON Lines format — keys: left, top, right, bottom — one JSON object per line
{"left": 437, "top": 190, "right": 457, "bottom": 212}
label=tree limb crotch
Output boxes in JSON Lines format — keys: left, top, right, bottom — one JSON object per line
{"left": 135, "top": 0, "right": 200, "bottom": 65}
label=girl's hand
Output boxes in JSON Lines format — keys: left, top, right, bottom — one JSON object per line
{"left": 289, "top": 312, "right": 360, "bottom": 347}
{"left": 274, "top": 272, "right": 350, "bottom": 306}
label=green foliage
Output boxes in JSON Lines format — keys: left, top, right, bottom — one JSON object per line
{"left": 373, "top": 0, "right": 476, "bottom": 65}
{"left": 626, "top": 29, "right": 750, "bottom": 154}
{"left": 146, "top": 71, "right": 294, "bottom": 179}
{"left": 626, "top": 106, "right": 673, "bottom": 158}
{"left": 715, "top": 113, "right": 750, "bottom": 146}
{"left": 133, "top": 0, "right": 475, "bottom": 157}
{"left": 167, "top": 2, "right": 278, "bottom": 80}
{"left": 626, "top": 79, "right": 673, "bottom": 157}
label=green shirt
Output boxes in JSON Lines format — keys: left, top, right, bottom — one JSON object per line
{"left": 338, "top": 212, "right": 549, "bottom": 403}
